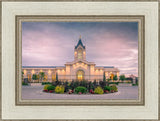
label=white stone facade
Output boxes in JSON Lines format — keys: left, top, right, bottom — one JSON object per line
{"left": 22, "top": 38, "right": 119, "bottom": 82}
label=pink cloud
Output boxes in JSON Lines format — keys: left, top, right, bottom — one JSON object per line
{"left": 22, "top": 22, "right": 138, "bottom": 76}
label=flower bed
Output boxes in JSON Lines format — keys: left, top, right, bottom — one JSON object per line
{"left": 42, "top": 80, "right": 118, "bottom": 94}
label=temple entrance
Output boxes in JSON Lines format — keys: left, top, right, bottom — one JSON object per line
{"left": 76, "top": 70, "right": 84, "bottom": 81}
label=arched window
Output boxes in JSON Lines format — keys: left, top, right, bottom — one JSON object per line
{"left": 78, "top": 49, "right": 83, "bottom": 59}
{"left": 76, "top": 70, "right": 84, "bottom": 80}
{"left": 27, "top": 73, "right": 32, "bottom": 82}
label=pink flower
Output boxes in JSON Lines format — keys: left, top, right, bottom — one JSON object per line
{"left": 90, "top": 89, "right": 93, "bottom": 93}
{"left": 43, "top": 89, "right": 48, "bottom": 92}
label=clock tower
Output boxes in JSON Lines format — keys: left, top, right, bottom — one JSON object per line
{"left": 74, "top": 36, "right": 86, "bottom": 61}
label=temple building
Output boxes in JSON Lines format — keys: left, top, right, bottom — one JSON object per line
{"left": 22, "top": 37, "right": 120, "bottom": 82}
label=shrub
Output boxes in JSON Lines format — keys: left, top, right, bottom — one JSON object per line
{"left": 109, "top": 84, "right": 117, "bottom": 87}
{"left": 89, "top": 89, "right": 93, "bottom": 93}
{"left": 43, "top": 84, "right": 51, "bottom": 90}
{"left": 79, "top": 80, "right": 88, "bottom": 87}
{"left": 22, "top": 81, "right": 28, "bottom": 86}
{"left": 132, "top": 84, "right": 138, "bottom": 86}
{"left": 68, "top": 89, "right": 73, "bottom": 94}
{"left": 79, "top": 92, "right": 82, "bottom": 95}
{"left": 55, "top": 80, "right": 62, "bottom": 86}
{"left": 69, "top": 80, "right": 88, "bottom": 90}
{"left": 73, "top": 81, "right": 80, "bottom": 88}
{"left": 107, "top": 78, "right": 111, "bottom": 82}
{"left": 42, "top": 82, "right": 52, "bottom": 85}
{"left": 126, "top": 81, "right": 132, "bottom": 83}
{"left": 69, "top": 81, "right": 74, "bottom": 90}
{"left": 88, "top": 81, "right": 95, "bottom": 91}
{"left": 104, "top": 86, "right": 111, "bottom": 91}
{"left": 55, "top": 85, "right": 65, "bottom": 93}
{"left": 94, "top": 86, "right": 104, "bottom": 94}
{"left": 104, "top": 90, "right": 110, "bottom": 93}
{"left": 99, "top": 81, "right": 107, "bottom": 89}
{"left": 93, "top": 80, "right": 97, "bottom": 86}
{"left": 108, "top": 82, "right": 119, "bottom": 85}
{"left": 49, "top": 90, "right": 54, "bottom": 93}
{"left": 47, "top": 85, "right": 55, "bottom": 91}
{"left": 110, "top": 85, "right": 118, "bottom": 92}
{"left": 89, "top": 89, "right": 95, "bottom": 94}
{"left": 43, "top": 90, "right": 48, "bottom": 92}
{"left": 64, "top": 81, "right": 69, "bottom": 92}
{"left": 75, "top": 86, "right": 87, "bottom": 94}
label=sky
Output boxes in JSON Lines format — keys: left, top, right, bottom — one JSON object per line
{"left": 22, "top": 22, "right": 138, "bottom": 76}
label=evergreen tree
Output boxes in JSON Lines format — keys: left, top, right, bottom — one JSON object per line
{"left": 103, "top": 72, "right": 106, "bottom": 82}
{"left": 113, "top": 75, "right": 118, "bottom": 81}
{"left": 120, "top": 75, "right": 126, "bottom": 82}
{"left": 107, "top": 78, "right": 111, "bottom": 82}
{"left": 32, "top": 74, "right": 38, "bottom": 80}
{"left": 56, "top": 72, "right": 58, "bottom": 81}
{"left": 39, "top": 72, "right": 45, "bottom": 82}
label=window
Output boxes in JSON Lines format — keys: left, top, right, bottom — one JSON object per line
{"left": 76, "top": 70, "right": 84, "bottom": 80}
{"left": 78, "top": 49, "right": 83, "bottom": 59}
{"left": 27, "top": 74, "right": 32, "bottom": 82}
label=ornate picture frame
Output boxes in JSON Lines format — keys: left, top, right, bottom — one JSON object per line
{"left": 1, "top": 0, "right": 159, "bottom": 120}
{"left": 16, "top": 15, "right": 145, "bottom": 106}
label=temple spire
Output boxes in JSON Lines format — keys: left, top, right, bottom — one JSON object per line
{"left": 75, "top": 36, "right": 85, "bottom": 49}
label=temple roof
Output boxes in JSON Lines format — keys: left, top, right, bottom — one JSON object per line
{"left": 22, "top": 66, "right": 65, "bottom": 68}
{"left": 75, "top": 38, "right": 85, "bottom": 49}
{"left": 96, "top": 66, "right": 114, "bottom": 68}
{"left": 22, "top": 66, "right": 115, "bottom": 69}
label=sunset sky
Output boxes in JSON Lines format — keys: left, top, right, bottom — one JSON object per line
{"left": 22, "top": 22, "right": 138, "bottom": 76}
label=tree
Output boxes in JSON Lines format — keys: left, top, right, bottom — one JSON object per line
{"left": 56, "top": 72, "right": 58, "bottom": 81}
{"left": 103, "top": 72, "right": 106, "bottom": 82}
{"left": 32, "top": 74, "right": 38, "bottom": 80}
{"left": 120, "top": 75, "right": 126, "bottom": 82}
{"left": 107, "top": 78, "right": 111, "bottom": 82}
{"left": 39, "top": 72, "right": 45, "bottom": 83}
{"left": 113, "top": 75, "right": 118, "bottom": 81}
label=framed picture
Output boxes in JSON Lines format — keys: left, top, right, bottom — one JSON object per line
{"left": 16, "top": 15, "right": 144, "bottom": 106}
{"left": 1, "top": 0, "right": 159, "bottom": 120}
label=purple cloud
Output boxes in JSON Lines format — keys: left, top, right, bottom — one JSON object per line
{"left": 22, "top": 22, "right": 138, "bottom": 76}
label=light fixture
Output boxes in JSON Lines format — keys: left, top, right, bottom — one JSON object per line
{"left": 48, "top": 70, "right": 51, "bottom": 75}
{"left": 24, "top": 70, "right": 26, "bottom": 75}
{"left": 32, "top": 70, "right": 35, "bottom": 74}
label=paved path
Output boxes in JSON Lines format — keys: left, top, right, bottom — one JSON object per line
{"left": 22, "top": 85, "right": 138, "bottom": 100}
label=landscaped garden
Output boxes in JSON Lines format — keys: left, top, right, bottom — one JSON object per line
{"left": 42, "top": 80, "right": 118, "bottom": 95}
